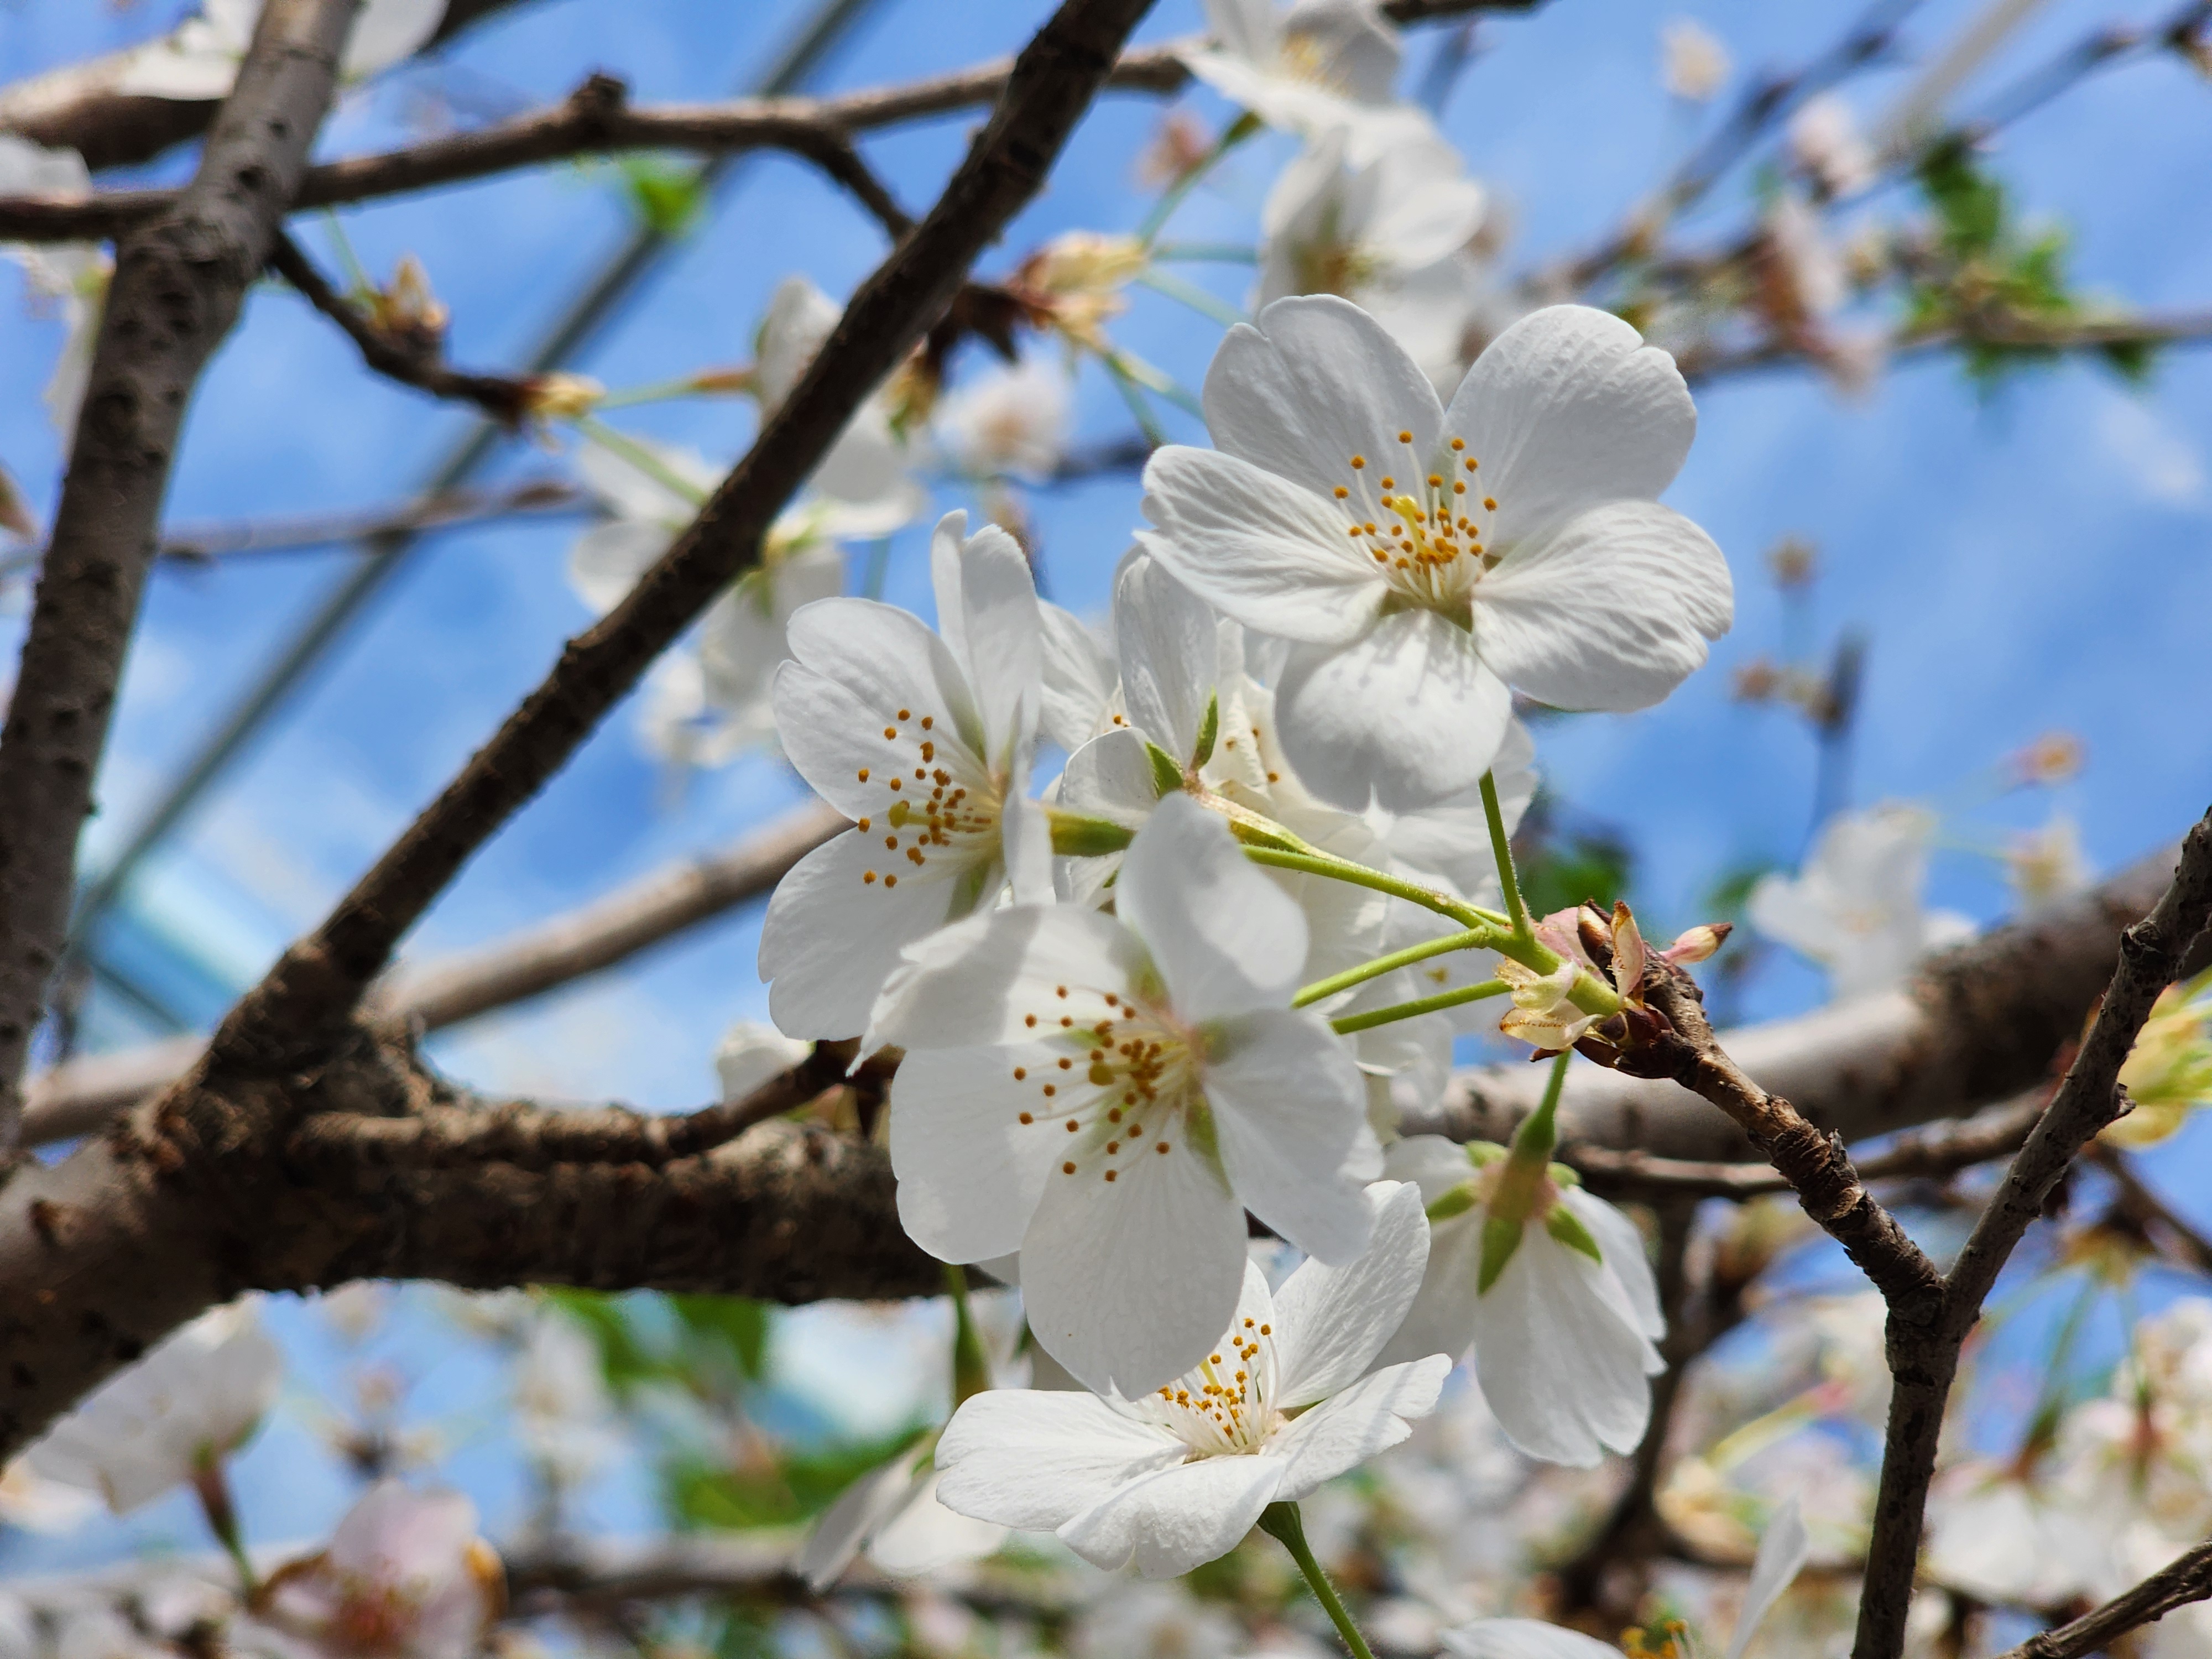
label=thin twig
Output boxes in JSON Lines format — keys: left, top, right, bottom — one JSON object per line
{"left": 266, "top": 229, "right": 535, "bottom": 421}
{"left": 0, "top": 1, "right": 1524, "bottom": 244}
{"left": 1995, "top": 1535, "right": 2212, "bottom": 1659}
{"left": 2096, "top": 1143, "right": 2212, "bottom": 1275}
{"left": 1850, "top": 805, "right": 2212, "bottom": 1659}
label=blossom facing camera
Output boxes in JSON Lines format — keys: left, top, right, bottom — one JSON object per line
{"left": 1749, "top": 804, "right": 1974, "bottom": 1000}
{"left": 29, "top": 1301, "right": 282, "bottom": 1514}
{"left": 256, "top": 1481, "right": 504, "bottom": 1659}
{"left": 931, "top": 1182, "right": 1450, "bottom": 1578}
{"left": 1181, "top": 0, "right": 1423, "bottom": 163}
{"left": 760, "top": 510, "right": 1051, "bottom": 1038}
{"left": 1139, "top": 296, "right": 1730, "bottom": 811}
{"left": 1377, "top": 1133, "right": 1665, "bottom": 1467}
{"left": 867, "top": 793, "right": 1380, "bottom": 1396}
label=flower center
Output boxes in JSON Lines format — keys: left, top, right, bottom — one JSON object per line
{"left": 1008, "top": 987, "right": 1207, "bottom": 1189}
{"left": 849, "top": 706, "right": 1003, "bottom": 894}
{"left": 1330, "top": 432, "right": 1501, "bottom": 618}
{"left": 1134, "top": 1318, "right": 1282, "bottom": 1456}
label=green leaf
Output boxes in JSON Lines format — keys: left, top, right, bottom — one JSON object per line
{"left": 667, "top": 1422, "right": 927, "bottom": 1531}
{"left": 1145, "top": 739, "right": 1185, "bottom": 799}
{"left": 1477, "top": 1211, "right": 1524, "bottom": 1293}
{"left": 618, "top": 156, "right": 708, "bottom": 236}
{"left": 1545, "top": 1203, "right": 1604, "bottom": 1264}
{"left": 1191, "top": 692, "right": 1220, "bottom": 769}
{"left": 668, "top": 1294, "right": 771, "bottom": 1382}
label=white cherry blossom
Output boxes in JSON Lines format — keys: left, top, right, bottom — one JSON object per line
{"left": 761, "top": 512, "right": 1050, "bottom": 1039}
{"left": 0, "top": 137, "right": 108, "bottom": 435}
{"left": 867, "top": 794, "right": 1380, "bottom": 1395}
{"left": 1748, "top": 803, "right": 1975, "bottom": 1000}
{"left": 937, "top": 357, "right": 1074, "bottom": 482}
{"left": 1788, "top": 92, "right": 1877, "bottom": 199}
{"left": 1659, "top": 18, "right": 1731, "bottom": 102}
{"left": 1257, "top": 128, "right": 1486, "bottom": 319}
{"left": 796, "top": 1434, "right": 1009, "bottom": 1589}
{"left": 931, "top": 1182, "right": 1449, "bottom": 1577}
{"left": 1182, "top": 0, "right": 1426, "bottom": 161}
{"left": 1376, "top": 1133, "right": 1663, "bottom": 1467}
{"left": 753, "top": 275, "right": 926, "bottom": 524}
{"left": 1140, "top": 296, "right": 1731, "bottom": 810}
{"left": 117, "top": 0, "right": 447, "bottom": 99}
{"left": 714, "top": 1017, "right": 814, "bottom": 1101}
{"left": 565, "top": 436, "right": 854, "bottom": 766}
{"left": 1442, "top": 1496, "right": 1806, "bottom": 1658}
{"left": 29, "top": 1301, "right": 283, "bottom": 1514}
{"left": 255, "top": 1481, "right": 503, "bottom": 1659}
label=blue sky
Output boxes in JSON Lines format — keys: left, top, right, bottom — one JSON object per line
{"left": 2, "top": 0, "right": 2210, "bottom": 1562}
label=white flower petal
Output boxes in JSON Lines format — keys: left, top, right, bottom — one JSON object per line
{"left": 1039, "top": 601, "right": 1119, "bottom": 751}
{"left": 1269, "top": 1353, "right": 1451, "bottom": 1498}
{"left": 864, "top": 1467, "right": 1011, "bottom": 1577}
{"left": 1375, "top": 716, "right": 1535, "bottom": 896}
{"left": 866, "top": 904, "right": 1142, "bottom": 1053}
{"left": 1470, "top": 1224, "right": 1658, "bottom": 1467}
{"left": 1202, "top": 294, "right": 1442, "bottom": 503}
{"left": 1139, "top": 447, "right": 1386, "bottom": 646}
{"left": 784, "top": 596, "right": 987, "bottom": 770}
{"left": 936, "top": 1392, "right": 1183, "bottom": 1531}
{"left": 1057, "top": 1452, "right": 1285, "bottom": 1578}
{"left": 770, "top": 660, "right": 971, "bottom": 822}
{"left": 566, "top": 520, "right": 673, "bottom": 615}
{"left": 1206, "top": 1008, "right": 1377, "bottom": 1262}
{"left": 1564, "top": 1187, "right": 1664, "bottom": 1343}
{"left": 1020, "top": 1126, "right": 1249, "bottom": 1397}
{"left": 890, "top": 1047, "right": 1070, "bottom": 1265}
{"left": 1115, "top": 550, "right": 1221, "bottom": 764}
{"left": 759, "top": 832, "right": 968, "bottom": 1040}
{"left": 1381, "top": 1134, "right": 1477, "bottom": 1205}
{"left": 798, "top": 1451, "right": 925, "bottom": 1589}
{"left": 948, "top": 519, "right": 1043, "bottom": 769}
{"left": 1473, "top": 499, "right": 1731, "bottom": 712}
{"left": 342, "top": 0, "right": 445, "bottom": 81}
{"left": 1373, "top": 1205, "right": 1482, "bottom": 1370}
{"left": 575, "top": 434, "right": 718, "bottom": 521}
{"left": 1440, "top": 1619, "right": 1625, "bottom": 1659}
{"left": 1118, "top": 795, "right": 1309, "bottom": 1022}
{"left": 1269, "top": 1180, "right": 1433, "bottom": 1404}
{"left": 1444, "top": 305, "right": 1696, "bottom": 545}
{"left": 1730, "top": 1494, "right": 1811, "bottom": 1659}
{"left": 1276, "top": 609, "right": 1512, "bottom": 810}
{"left": 1058, "top": 728, "right": 1164, "bottom": 828}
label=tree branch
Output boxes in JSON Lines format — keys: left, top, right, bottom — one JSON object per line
{"left": 265, "top": 228, "right": 535, "bottom": 420}
{"left": 0, "top": 0, "right": 525, "bottom": 171}
{"left": 0, "top": 0, "right": 364, "bottom": 1151}
{"left": 0, "top": 1, "right": 1527, "bottom": 244}
{"left": 1995, "top": 1536, "right": 2212, "bottom": 1659}
{"left": 0, "top": 0, "right": 1155, "bottom": 1465}
{"left": 1850, "top": 805, "right": 2212, "bottom": 1659}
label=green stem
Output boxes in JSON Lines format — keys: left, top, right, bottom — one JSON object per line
{"left": 1512, "top": 1050, "right": 1573, "bottom": 1160}
{"left": 1331, "top": 978, "right": 1507, "bottom": 1035}
{"left": 319, "top": 208, "right": 373, "bottom": 299}
{"left": 1103, "top": 347, "right": 1204, "bottom": 419}
{"left": 943, "top": 1264, "right": 992, "bottom": 1405}
{"left": 1293, "top": 927, "right": 1499, "bottom": 1008}
{"left": 1102, "top": 353, "right": 1169, "bottom": 448}
{"left": 597, "top": 371, "right": 738, "bottom": 410}
{"left": 1480, "top": 770, "right": 1530, "bottom": 940}
{"left": 1258, "top": 1501, "right": 1377, "bottom": 1659}
{"left": 1135, "top": 268, "right": 1248, "bottom": 330}
{"left": 572, "top": 415, "right": 710, "bottom": 507}
{"left": 1150, "top": 240, "right": 1260, "bottom": 264}
{"left": 1243, "top": 847, "right": 1622, "bottom": 1021}
{"left": 192, "top": 1460, "right": 257, "bottom": 1598}
{"left": 1137, "top": 110, "right": 1260, "bottom": 246}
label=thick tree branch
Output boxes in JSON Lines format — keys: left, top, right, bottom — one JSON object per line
{"left": 0, "top": 0, "right": 1154, "bottom": 1465}
{"left": 0, "top": 0, "right": 364, "bottom": 1151}
{"left": 1850, "top": 805, "right": 2212, "bottom": 1659}
{"left": 0, "top": 1, "right": 1528, "bottom": 244}
{"left": 0, "top": 0, "right": 525, "bottom": 171}
{"left": 18, "top": 801, "right": 844, "bottom": 1144}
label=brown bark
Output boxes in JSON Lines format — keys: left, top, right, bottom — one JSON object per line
{"left": 0, "top": 0, "right": 363, "bottom": 1149}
